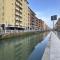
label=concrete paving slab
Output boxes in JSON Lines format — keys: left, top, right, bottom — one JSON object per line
{"left": 42, "top": 31, "right": 60, "bottom": 60}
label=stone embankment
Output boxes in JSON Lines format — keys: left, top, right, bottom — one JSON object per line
{"left": 0, "top": 31, "right": 42, "bottom": 40}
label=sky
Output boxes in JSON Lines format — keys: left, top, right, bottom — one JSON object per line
{"left": 28, "top": 0, "right": 60, "bottom": 28}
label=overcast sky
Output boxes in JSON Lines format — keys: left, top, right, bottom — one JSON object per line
{"left": 28, "top": 0, "right": 60, "bottom": 28}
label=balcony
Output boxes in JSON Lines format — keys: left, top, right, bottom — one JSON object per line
{"left": 16, "top": 19, "right": 22, "bottom": 22}
{"left": 15, "top": 9, "right": 22, "bottom": 14}
{"left": 15, "top": 14, "right": 22, "bottom": 19}
{"left": 15, "top": 3, "right": 22, "bottom": 10}
{"left": 16, "top": 0, "right": 22, "bottom": 6}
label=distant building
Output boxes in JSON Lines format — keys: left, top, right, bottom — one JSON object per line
{"left": 44, "top": 22, "right": 51, "bottom": 32}
{"left": 39, "top": 19, "right": 44, "bottom": 31}
{"left": 44, "top": 23, "right": 48, "bottom": 31}
{"left": 35, "top": 17, "right": 39, "bottom": 30}
{"left": 35, "top": 17, "right": 44, "bottom": 31}
{"left": 28, "top": 8, "right": 45, "bottom": 31}
{"left": 55, "top": 18, "right": 60, "bottom": 31}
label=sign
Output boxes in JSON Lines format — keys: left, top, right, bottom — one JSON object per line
{"left": 51, "top": 15, "right": 57, "bottom": 20}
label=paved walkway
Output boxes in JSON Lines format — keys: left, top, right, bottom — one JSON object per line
{"left": 42, "top": 32, "right": 60, "bottom": 60}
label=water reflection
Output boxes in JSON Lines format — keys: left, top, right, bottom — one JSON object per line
{"left": 28, "top": 32, "right": 50, "bottom": 60}
{"left": 0, "top": 33, "right": 44, "bottom": 60}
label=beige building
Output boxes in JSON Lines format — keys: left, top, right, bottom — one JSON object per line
{"left": 0, "top": 0, "right": 15, "bottom": 26}
{"left": 0, "top": 0, "right": 28, "bottom": 29}
{"left": 20, "top": 0, "right": 29, "bottom": 29}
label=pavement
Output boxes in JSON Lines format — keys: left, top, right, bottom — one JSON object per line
{"left": 42, "top": 31, "right": 60, "bottom": 60}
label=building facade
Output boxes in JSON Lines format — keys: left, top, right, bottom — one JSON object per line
{"left": 15, "top": 0, "right": 23, "bottom": 27}
{"left": 35, "top": 18, "right": 44, "bottom": 31}
{"left": 0, "top": 0, "right": 15, "bottom": 26}
{"left": 0, "top": 0, "right": 28, "bottom": 28}
{"left": 28, "top": 7, "right": 36, "bottom": 30}
{"left": 0, "top": 0, "right": 48, "bottom": 31}
{"left": 20, "top": 0, "right": 28, "bottom": 29}
{"left": 39, "top": 19, "right": 44, "bottom": 31}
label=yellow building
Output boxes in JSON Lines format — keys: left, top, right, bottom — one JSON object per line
{"left": 0, "top": 0, "right": 28, "bottom": 28}
{"left": 20, "top": 0, "right": 29, "bottom": 29}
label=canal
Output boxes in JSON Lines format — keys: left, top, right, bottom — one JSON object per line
{"left": 0, "top": 32, "right": 48, "bottom": 60}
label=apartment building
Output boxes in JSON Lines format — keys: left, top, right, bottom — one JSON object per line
{"left": 0, "top": 0, "right": 14, "bottom": 26}
{"left": 0, "top": 0, "right": 28, "bottom": 29}
{"left": 44, "top": 22, "right": 48, "bottom": 31}
{"left": 35, "top": 18, "right": 44, "bottom": 31}
{"left": 35, "top": 17, "right": 39, "bottom": 30}
{"left": 28, "top": 7, "right": 36, "bottom": 30}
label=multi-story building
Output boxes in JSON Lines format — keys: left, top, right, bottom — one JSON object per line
{"left": 55, "top": 18, "right": 60, "bottom": 31}
{"left": 0, "top": 0, "right": 48, "bottom": 32}
{"left": 35, "top": 18, "right": 44, "bottom": 31}
{"left": 44, "top": 22, "right": 48, "bottom": 31}
{"left": 28, "top": 7, "right": 36, "bottom": 30}
{"left": 0, "top": 0, "right": 15, "bottom": 27}
{"left": 39, "top": 19, "right": 43, "bottom": 31}
{"left": 0, "top": 0, "right": 28, "bottom": 29}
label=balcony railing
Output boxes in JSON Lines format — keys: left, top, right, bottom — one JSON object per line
{"left": 16, "top": 0, "right": 22, "bottom": 6}
{"left": 15, "top": 9, "right": 22, "bottom": 14}
{"left": 15, "top": 14, "right": 22, "bottom": 19}
{"left": 15, "top": 3, "right": 22, "bottom": 10}
{"left": 16, "top": 19, "right": 22, "bottom": 22}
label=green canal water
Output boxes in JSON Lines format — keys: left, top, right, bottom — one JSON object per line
{"left": 0, "top": 32, "right": 46, "bottom": 60}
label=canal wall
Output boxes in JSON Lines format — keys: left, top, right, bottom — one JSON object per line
{"left": 42, "top": 32, "right": 60, "bottom": 60}
{"left": 0, "top": 31, "right": 43, "bottom": 40}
